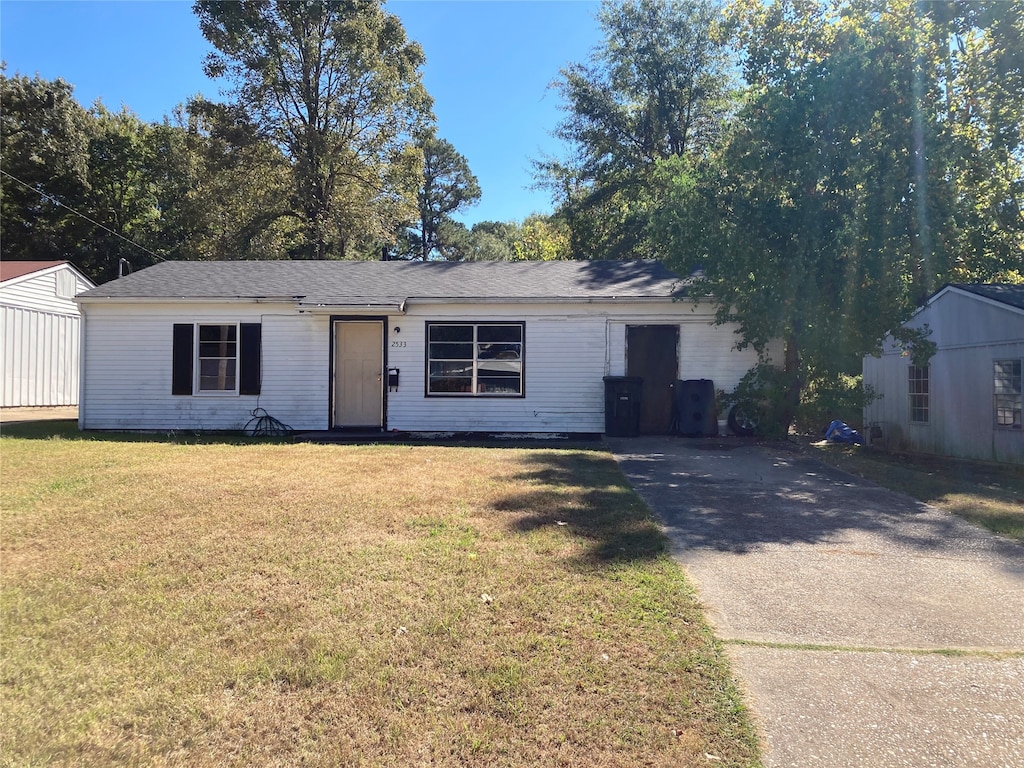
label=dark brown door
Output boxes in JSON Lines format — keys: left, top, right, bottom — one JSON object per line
{"left": 626, "top": 325, "right": 679, "bottom": 434}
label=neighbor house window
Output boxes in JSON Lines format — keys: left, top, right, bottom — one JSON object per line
{"left": 994, "top": 359, "right": 1022, "bottom": 429}
{"left": 172, "top": 323, "right": 261, "bottom": 397}
{"left": 909, "top": 365, "right": 929, "bottom": 423}
{"left": 426, "top": 322, "right": 524, "bottom": 396}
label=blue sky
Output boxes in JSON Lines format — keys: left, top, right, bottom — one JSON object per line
{"left": 0, "top": 0, "right": 603, "bottom": 226}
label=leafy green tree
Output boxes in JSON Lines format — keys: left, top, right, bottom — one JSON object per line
{"left": 194, "top": 0, "right": 434, "bottom": 259}
{"left": 148, "top": 99, "right": 302, "bottom": 263}
{"left": 540, "top": 0, "right": 733, "bottom": 259}
{"left": 399, "top": 130, "right": 480, "bottom": 260}
{"left": 653, "top": 0, "right": 1024, "bottom": 430}
{"left": 0, "top": 71, "right": 93, "bottom": 266}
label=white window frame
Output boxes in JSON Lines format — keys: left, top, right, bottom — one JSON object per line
{"left": 908, "top": 364, "right": 929, "bottom": 424}
{"left": 426, "top": 322, "right": 525, "bottom": 397}
{"left": 994, "top": 358, "right": 1022, "bottom": 430}
{"left": 194, "top": 322, "right": 240, "bottom": 396}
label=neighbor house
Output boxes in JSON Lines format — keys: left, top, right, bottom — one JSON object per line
{"left": 75, "top": 260, "right": 769, "bottom": 435}
{"left": 863, "top": 284, "right": 1024, "bottom": 464}
{"left": 1, "top": 260, "right": 95, "bottom": 408}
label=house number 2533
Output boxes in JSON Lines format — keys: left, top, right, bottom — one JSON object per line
{"left": 391, "top": 340, "right": 407, "bottom": 348}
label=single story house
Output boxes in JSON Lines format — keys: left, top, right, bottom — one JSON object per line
{"left": 863, "top": 283, "right": 1024, "bottom": 464}
{"left": 1, "top": 260, "right": 95, "bottom": 407}
{"left": 75, "top": 259, "right": 769, "bottom": 435}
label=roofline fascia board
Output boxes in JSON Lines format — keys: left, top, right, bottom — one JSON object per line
{"left": 404, "top": 295, "right": 697, "bottom": 306}
{"left": 296, "top": 302, "right": 407, "bottom": 314}
{"left": 75, "top": 296, "right": 300, "bottom": 305}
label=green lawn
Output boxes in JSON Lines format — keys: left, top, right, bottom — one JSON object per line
{"left": 0, "top": 422, "right": 760, "bottom": 767}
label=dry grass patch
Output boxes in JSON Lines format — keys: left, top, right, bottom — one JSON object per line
{"left": 1, "top": 426, "right": 759, "bottom": 767}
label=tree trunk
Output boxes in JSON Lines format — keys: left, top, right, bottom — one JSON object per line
{"left": 779, "top": 334, "right": 802, "bottom": 433}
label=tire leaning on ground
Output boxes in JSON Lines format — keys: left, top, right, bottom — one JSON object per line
{"left": 727, "top": 402, "right": 759, "bottom": 436}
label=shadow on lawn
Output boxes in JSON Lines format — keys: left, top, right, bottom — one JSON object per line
{"left": 494, "top": 450, "right": 667, "bottom": 566}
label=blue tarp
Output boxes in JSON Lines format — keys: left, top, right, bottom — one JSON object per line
{"left": 825, "top": 419, "right": 864, "bottom": 445}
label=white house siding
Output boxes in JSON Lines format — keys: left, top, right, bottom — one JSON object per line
{"left": 0, "top": 265, "right": 93, "bottom": 407}
{"left": 385, "top": 301, "right": 764, "bottom": 433}
{"left": 606, "top": 304, "right": 766, "bottom": 386}
{"left": 79, "top": 302, "right": 330, "bottom": 431}
{"left": 386, "top": 304, "right": 608, "bottom": 432}
{"left": 80, "top": 297, "right": 768, "bottom": 434}
{"left": 863, "top": 290, "right": 1024, "bottom": 464}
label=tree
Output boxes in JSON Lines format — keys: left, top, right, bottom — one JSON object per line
{"left": 398, "top": 130, "right": 480, "bottom": 260}
{"left": 147, "top": 100, "right": 302, "bottom": 263}
{"left": 0, "top": 71, "right": 93, "bottom": 266}
{"left": 653, "top": 0, "right": 1024, "bottom": 430}
{"left": 540, "top": 0, "right": 733, "bottom": 259}
{"left": 194, "top": 0, "right": 434, "bottom": 259}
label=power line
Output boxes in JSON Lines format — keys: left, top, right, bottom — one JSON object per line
{"left": 0, "top": 168, "right": 167, "bottom": 263}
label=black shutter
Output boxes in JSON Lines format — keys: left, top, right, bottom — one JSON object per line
{"left": 239, "top": 323, "right": 262, "bottom": 396}
{"left": 172, "top": 324, "right": 193, "bottom": 395}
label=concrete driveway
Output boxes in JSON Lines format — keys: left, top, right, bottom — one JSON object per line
{"left": 608, "top": 436, "right": 1024, "bottom": 768}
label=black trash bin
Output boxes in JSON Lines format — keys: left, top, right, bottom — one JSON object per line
{"left": 672, "top": 379, "right": 718, "bottom": 436}
{"left": 603, "top": 376, "right": 643, "bottom": 437}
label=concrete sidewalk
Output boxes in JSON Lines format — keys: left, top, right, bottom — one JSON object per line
{"left": 609, "top": 436, "right": 1024, "bottom": 768}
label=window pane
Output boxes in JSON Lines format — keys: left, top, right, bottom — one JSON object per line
{"left": 429, "top": 325, "right": 473, "bottom": 342}
{"left": 994, "top": 360, "right": 1022, "bottom": 428}
{"left": 429, "top": 342, "right": 473, "bottom": 360}
{"left": 477, "top": 343, "right": 521, "bottom": 360}
{"left": 198, "top": 359, "right": 236, "bottom": 391}
{"left": 478, "top": 377, "right": 521, "bottom": 394}
{"left": 199, "top": 340, "right": 237, "bottom": 358}
{"left": 909, "top": 366, "right": 929, "bottom": 423}
{"left": 430, "top": 361, "right": 474, "bottom": 378}
{"left": 478, "top": 361, "right": 521, "bottom": 377}
{"left": 199, "top": 325, "right": 236, "bottom": 343}
{"left": 477, "top": 325, "right": 521, "bottom": 343}
{"left": 429, "top": 376, "right": 473, "bottom": 393}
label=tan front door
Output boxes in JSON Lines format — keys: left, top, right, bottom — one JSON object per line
{"left": 333, "top": 320, "right": 383, "bottom": 428}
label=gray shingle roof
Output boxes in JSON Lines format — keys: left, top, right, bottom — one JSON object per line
{"left": 78, "top": 259, "right": 687, "bottom": 303}
{"left": 950, "top": 283, "right": 1024, "bottom": 312}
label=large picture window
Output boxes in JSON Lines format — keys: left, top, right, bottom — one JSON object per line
{"left": 994, "top": 359, "right": 1022, "bottom": 429}
{"left": 427, "top": 323, "right": 524, "bottom": 396}
{"left": 909, "top": 365, "right": 929, "bottom": 423}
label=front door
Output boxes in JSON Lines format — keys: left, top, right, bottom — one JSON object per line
{"left": 333, "top": 320, "right": 384, "bottom": 428}
{"left": 626, "top": 325, "right": 679, "bottom": 434}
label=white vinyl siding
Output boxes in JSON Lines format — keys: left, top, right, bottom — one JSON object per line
{"left": 387, "top": 301, "right": 766, "bottom": 433}
{"left": 864, "top": 288, "right": 1024, "bottom": 463}
{"left": 80, "top": 297, "right": 771, "bottom": 435}
{"left": 0, "top": 264, "right": 93, "bottom": 407}
{"left": 80, "top": 303, "right": 328, "bottom": 431}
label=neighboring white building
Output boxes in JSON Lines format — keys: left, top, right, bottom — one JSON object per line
{"left": 863, "top": 284, "right": 1024, "bottom": 465}
{"left": 1, "top": 260, "right": 95, "bottom": 407}
{"left": 75, "top": 260, "right": 769, "bottom": 435}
